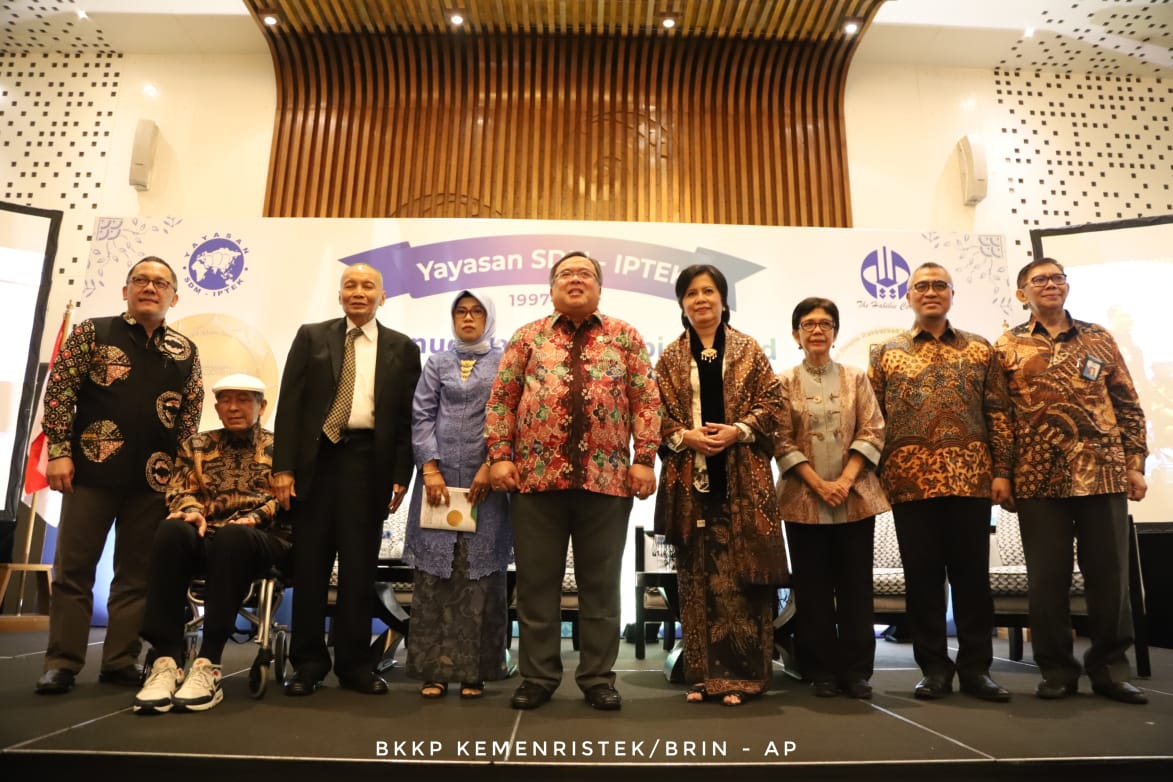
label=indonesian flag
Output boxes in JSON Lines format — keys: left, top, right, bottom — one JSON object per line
{"left": 23, "top": 305, "right": 72, "bottom": 495}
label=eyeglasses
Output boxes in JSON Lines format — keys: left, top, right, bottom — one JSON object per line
{"left": 128, "top": 275, "right": 174, "bottom": 291}
{"left": 911, "top": 280, "right": 952, "bottom": 293}
{"left": 555, "top": 268, "right": 598, "bottom": 282}
{"left": 798, "top": 319, "right": 836, "bottom": 333}
{"left": 1027, "top": 273, "right": 1068, "bottom": 288}
{"left": 454, "top": 307, "right": 486, "bottom": 319}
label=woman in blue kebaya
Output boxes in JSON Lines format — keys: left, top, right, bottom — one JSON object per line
{"left": 404, "top": 289, "right": 511, "bottom": 699}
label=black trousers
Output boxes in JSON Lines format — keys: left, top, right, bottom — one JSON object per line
{"left": 785, "top": 517, "right": 876, "bottom": 684}
{"left": 891, "top": 496, "right": 994, "bottom": 680}
{"left": 139, "top": 518, "right": 291, "bottom": 664}
{"left": 1016, "top": 493, "right": 1134, "bottom": 686}
{"left": 290, "top": 434, "right": 383, "bottom": 680}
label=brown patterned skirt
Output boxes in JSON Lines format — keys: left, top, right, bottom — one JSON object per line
{"left": 676, "top": 515, "right": 775, "bottom": 697}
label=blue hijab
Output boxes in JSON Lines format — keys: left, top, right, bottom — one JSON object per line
{"left": 451, "top": 289, "right": 496, "bottom": 356}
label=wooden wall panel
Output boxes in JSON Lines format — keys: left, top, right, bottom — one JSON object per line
{"left": 257, "top": 15, "right": 880, "bottom": 226}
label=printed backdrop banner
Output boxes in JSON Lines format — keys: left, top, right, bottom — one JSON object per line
{"left": 70, "top": 217, "right": 1010, "bottom": 624}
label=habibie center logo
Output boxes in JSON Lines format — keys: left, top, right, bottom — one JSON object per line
{"left": 859, "top": 246, "right": 913, "bottom": 302}
{"left": 185, "top": 233, "right": 249, "bottom": 296}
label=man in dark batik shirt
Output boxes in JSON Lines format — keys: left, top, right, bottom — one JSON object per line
{"left": 36, "top": 256, "right": 202, "bottom": 696}
{"left": 132, "top": 373, "right": 291, "bottom": 714}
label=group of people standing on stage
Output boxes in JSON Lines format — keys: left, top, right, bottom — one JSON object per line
{"left": 31, "top": 249, "right": 1150, "bottom": 715}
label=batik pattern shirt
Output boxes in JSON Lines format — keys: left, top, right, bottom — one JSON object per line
{"left": 167, "top": 423, "right": 287, "bottom": 539}
{"left": 43, "top": 313, "right": 203, "bottom": 491}
{"left": 868, "top": 322, "right": 1012, "bottom": 504}
{"left": 994, "top": 314, "right": 1147, "bottom": 498}
{"left": 485, "top": 312, "right": 662, "bottom": 497}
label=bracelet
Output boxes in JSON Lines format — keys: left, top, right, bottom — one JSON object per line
{"left": 422, "top": 469, "right": 440, "bottom": 476}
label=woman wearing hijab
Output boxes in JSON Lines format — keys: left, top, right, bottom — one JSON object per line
{"left": 653, "top": 264, "right": 787, "bottom": 706}
{"left": 404, "top": 290, "right": 511, "bottom": 699}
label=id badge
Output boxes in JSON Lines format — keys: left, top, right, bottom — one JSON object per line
{"left": 1080, "top": 355, "right": 1104, "bottom": 381}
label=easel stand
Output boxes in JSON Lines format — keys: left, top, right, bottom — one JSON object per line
{"left": 0, "top": 491, "right": 52, "bottom": 631}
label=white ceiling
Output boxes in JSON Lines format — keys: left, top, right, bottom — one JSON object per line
{"left": 857, "top": 0, "right": 1172, "bottom": 77}
{"left": 1, "top": 0, "right": 1170, "bottom": 77}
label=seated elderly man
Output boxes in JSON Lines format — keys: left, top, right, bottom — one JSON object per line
{"left": 133, "top": 373, "right": 291, "bottom": 714}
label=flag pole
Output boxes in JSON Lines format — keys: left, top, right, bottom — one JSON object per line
{"left": 13, "top": 302, "right": 73, "bottom": 617}
{"left": 15, "top": 491, "right": 42, "bottom": 615}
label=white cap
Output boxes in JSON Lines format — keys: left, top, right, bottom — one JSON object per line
{"left": 212, "top": 373, "right": 266, "bottom": 396}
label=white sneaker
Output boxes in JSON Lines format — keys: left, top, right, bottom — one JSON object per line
{"left": 133, "top": 657, "right": 183, "bottom": 714}
{"left": 172, "top": 658, "right": 222, "bottom": 712}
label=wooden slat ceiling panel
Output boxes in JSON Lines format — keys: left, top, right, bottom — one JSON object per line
{"left": 247, "top": 0, "right": 874, "bottom": 40}
{"left": 248, "top": 0, "right": 884, "bottom": 225}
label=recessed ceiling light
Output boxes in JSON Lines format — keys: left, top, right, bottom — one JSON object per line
{"left": 450, "top": 10, "right": 465, "bottom": 26}
{"left": 259, "top": 9, "right": 282, "bottom": 26}
{"left": 844, "top": 19, "right": 860, "bottom": 36}
{"left": 1024, "top": 27, "right": 1035, "bottom": 38}
{"left": 662, "top": 16, "right": 676, "bottom": 30}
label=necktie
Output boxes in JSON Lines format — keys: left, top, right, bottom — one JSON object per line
{"left": 323, "top": 327, "right": 362, "bottom": 443}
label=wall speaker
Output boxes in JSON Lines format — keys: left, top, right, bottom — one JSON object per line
{"left": 956, "top": 134, "right": 987, "bottom": 206}
{"left": 129, "top": 119, "right": 159, "bottom": 191}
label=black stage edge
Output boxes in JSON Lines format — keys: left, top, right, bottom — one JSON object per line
{"left": 3, "top": 630, "right": 1171, "bottom": 781}
{"left": 5, "top": 753, "right": 1173, "bottom": 782}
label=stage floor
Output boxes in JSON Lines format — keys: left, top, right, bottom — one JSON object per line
{"left": 1, "top": 628, "right": 1170, "bottom": 781}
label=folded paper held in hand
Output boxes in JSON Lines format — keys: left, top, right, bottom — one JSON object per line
{"left": 419, "top": 487, "right": 477, "bottom": 533}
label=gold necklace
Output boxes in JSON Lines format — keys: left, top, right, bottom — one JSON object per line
{"left": 802, "top": 359, "right": 829, "bottom": 377}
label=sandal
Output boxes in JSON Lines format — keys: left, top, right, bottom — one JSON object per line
{"left": 686, "top": 684, "right": 706, "bottom": 703}
{"left": 421, "top": 682, "right": 448, "bottom": 698}
{"left": 459, "top": 681, "right": 485, "bottom": 699}
{"left": 722, "top": 691, "right": 749, "bottom": 707}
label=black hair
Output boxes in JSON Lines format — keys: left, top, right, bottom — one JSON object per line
{"left": 791, "top": 297, "right": 840, "bottom": 332}
{"left": 674, "top": 264, "right": 730, "bottom": 329}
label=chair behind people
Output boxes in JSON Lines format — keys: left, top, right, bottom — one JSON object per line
{"left": 632, "top": 525, "right": 679, "bottom": 660}
{"left": 184, "top": 568, "right": 289, "bottom": 698}
{"left": 872, "top": 511, "right": 910, "bottom": 627}
{"left": 372, "top": 504, "right": 413, "bottom": 672}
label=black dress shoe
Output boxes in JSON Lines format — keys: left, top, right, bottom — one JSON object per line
{"left": 35, "top": 668, "right": 76, "bottom": 695}
{"left": 338, "top": 671, "right": 388, "bottom": 695}
{"left": 843, "top": 678, "right": 873, "bottom": 700}
{"left": 584, "top": 683, "right": 622, "bottom": 711}
{"left": 511, "top": 681, "right": 553, "bottom": 710}
{"left": 913, "top": 673, "right": 953, "bottom": 700}
{"left": 960, "top": 673, "right": 1011, "bottom": 702}
{"left": 283, "top": 670, "right": 323, "bottom": 696}
{"left": 811, "top": 679, "right": 840, "bottom": 698}
{"left": 1092, "top": 680, "right": 1148, "bottom": 705}
{"left": 98, "top": 664, "right": 146, "bottom": 687}
{"left": 1035, "top": 679, "right": 1078, "bottom": 700}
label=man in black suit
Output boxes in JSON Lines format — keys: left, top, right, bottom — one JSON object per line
{"left": 272, "top": 262, "right": 421, "bottom": 696}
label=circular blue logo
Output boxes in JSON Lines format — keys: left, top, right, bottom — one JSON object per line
{"left": 860, "top": 247, "right": 911, "bottom": 300}
{"left": 186, "top": 235, "right": 247, "bottom": 295}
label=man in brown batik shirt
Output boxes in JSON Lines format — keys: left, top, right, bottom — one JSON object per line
{"left": 995, "top": 257, "right": 1148, "bottom": 705}
{"left": 869, "top": 262, "right": 1013, "bottom": 703}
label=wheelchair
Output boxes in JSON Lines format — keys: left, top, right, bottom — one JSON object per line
{"left": 183, "top": 568, "right": 290, "bottom": 698}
